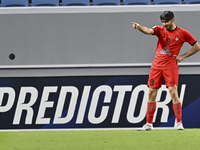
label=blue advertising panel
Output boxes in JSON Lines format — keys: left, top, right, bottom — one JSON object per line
{"left": 0, "top": 75, "right": 199, "bottom": 130}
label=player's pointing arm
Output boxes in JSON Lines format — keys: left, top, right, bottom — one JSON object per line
{"left": 131, "top": 22, "right": 154, "bottom": 35}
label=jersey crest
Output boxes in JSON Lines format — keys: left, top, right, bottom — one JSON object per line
{"left": 175, "top": 37, "right": 179, "bottom": 42}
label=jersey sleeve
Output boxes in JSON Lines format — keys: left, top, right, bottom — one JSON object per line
{"left": 183, "top": 29, "right": 197, "bottom": 46}
{"left": 152, "top": 25, "right": 160, "bottom": 37}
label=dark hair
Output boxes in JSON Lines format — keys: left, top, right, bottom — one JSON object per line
{"left": 160, "top": 11, "right": 174, "bottom": 22}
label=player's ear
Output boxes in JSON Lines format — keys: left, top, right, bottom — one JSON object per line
{"left": 172, "top": 18, "right": 175, "bottom": 22}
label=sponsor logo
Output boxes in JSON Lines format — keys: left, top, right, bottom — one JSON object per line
{"left": 160, "top": 47, "right": 172, "bottom": 56}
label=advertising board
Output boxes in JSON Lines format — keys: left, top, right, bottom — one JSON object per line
{"left": 0, "top": 75, "right": 199, "bottom": 130}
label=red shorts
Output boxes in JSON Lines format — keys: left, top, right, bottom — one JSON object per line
{"left": 147, "top": 67, "right": 179, "bottom": 88}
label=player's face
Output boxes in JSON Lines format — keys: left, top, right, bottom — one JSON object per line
{"left": 161, "top": 19, "right": 173, "bottom": 30}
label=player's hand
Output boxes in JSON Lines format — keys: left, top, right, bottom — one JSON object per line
{"left": 173, "top": 55, "right": 184, "bottom": 63}
{"left": 131, "top": 22, "right": 140, "bottom": 29}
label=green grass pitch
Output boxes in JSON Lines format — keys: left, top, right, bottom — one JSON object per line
{"left": 0, "top": 129, "right": 200, "bottom": 150}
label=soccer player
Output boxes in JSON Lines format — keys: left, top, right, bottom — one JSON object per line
{"left": 132, "top": 11, "right": 200, "bottom": 130}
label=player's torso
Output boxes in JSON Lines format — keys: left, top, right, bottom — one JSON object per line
{"left": 157, "top": 26, "right": 185, "bottom": 54}
{"left": 153, "top": 26, "right": 185, "bottom": 69}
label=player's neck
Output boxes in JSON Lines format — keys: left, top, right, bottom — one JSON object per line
{"left": 168, "top": 24, "right": 177, "bottom": 31}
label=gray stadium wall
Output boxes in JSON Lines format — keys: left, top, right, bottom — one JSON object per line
{"left": 0, "top": 5, "right": 200, "bottom": 77}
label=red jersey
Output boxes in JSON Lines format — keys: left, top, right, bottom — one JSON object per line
{"left": 151, "top": 26, "right": 197, "bottom": 69}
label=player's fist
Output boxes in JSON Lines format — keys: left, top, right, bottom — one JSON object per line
{"left": 131, "top": 22, "right": 139, "bottom": 29}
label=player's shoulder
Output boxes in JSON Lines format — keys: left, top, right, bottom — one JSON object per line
{"left": 152, "top": 25, "right": 164, "bottom": 35}
{"left": 176, "top": 26, "right": 191, "bottom": 35}
{"left": 152, "top": 25, "right": 163, "bottom": 33}
{"left": 176, "top": 26, "right": 189, "bottom": 32}
{"left": 152, "top": 25, "right": 162, "bottom": 29}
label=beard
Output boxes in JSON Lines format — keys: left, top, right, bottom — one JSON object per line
{"left": 164, "top": 24, "right": 173, "bottom": 30}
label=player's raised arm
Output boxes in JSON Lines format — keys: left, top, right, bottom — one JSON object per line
{"left": 131, "top": 22, "right": 154, "bottom": 35}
